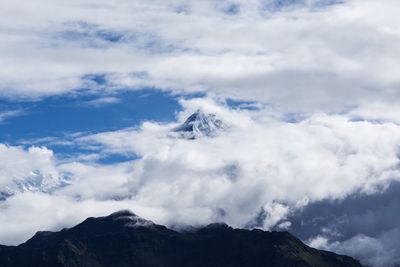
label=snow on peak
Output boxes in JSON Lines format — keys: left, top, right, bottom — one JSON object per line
{"left": 173, "top": 110, "right": 227, "bottom": 139}
{"left": 0, "top": 171, "right": 69, "bottom": 200}
{"left": 109, "top": 210, "right": 155, "bottom": 228}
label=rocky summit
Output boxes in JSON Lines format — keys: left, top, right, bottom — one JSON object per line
{"left": 173, "top": 110, "right": 227, "bottom": 139}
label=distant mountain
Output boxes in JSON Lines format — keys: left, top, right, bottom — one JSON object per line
{"left": 173, "top": 110, "right": 227, "bottom": 139}
{"left": 0, "top": 210, "right": 363, "bottom": 267}
{"left": 0, "top": 171, "right": 69, "bottom": 201}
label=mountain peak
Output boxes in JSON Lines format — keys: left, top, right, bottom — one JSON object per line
{"left": 107, "top": 209, "right": 155, "bottom": 228}
{"left": 0, "top": 211, "right": 363, "bottom": 267}
{"left": 108, "top": 209, "right": 138, "bottom": 218}
{"left": 0, "top": 171, "right": 70, "bottom": 201}
{"left": 174, "top": 110, "right": 227, "bottom": 139}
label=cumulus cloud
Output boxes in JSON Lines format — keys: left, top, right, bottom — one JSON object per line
{"left": 0, "top": 0, "right": 399, "bottom": 112}
{"left": 86, "top": 99, "right": 400, "bottom": 227}
{"left": 1, "top": 97, "right": 400, "bottom": 267}
{"left": 0, "top": 145, "right": 63, "bottom": 195}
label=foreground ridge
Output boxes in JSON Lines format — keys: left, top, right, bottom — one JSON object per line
{"left": 0, "top": 210, "right": 363, "bottom": 267}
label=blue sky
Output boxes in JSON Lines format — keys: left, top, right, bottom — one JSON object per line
{"left": 0, "top": 89, "right": 184, "bottom": 164}
{"left": 0, "top": 90, "right": 180, "bottom": 142}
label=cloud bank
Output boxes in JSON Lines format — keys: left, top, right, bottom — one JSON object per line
{"left": 0, "top": 0, "right": 399, "bottom": 112}
{"left": 1, "top": 98, "right": 400, "bottom": 267}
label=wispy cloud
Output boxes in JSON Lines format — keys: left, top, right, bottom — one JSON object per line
{"left": 85, "top": 96, "right": 120, "bottom": 107}
{"left": 0, "top": 110, "right": 23, "bottom": 123}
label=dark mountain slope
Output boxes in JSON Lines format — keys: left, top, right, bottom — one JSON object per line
{"left": 0, "top": 210, "right": 363, "bottom": 267}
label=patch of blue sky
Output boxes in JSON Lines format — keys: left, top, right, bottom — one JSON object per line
{"left": 226, "top": 98, "right": 261, "bottom": 110}
{"left": 56, "top": 21, "right": 124, "bottom": 47}
{"left": 62, "top": 28, "right": 123, "bottom": 44}
{"left": 127, "top": 32, "right": 189, "bottom": 54}
{"left": 58, "top": 145, "right": 139, "bottom": 165}
{"left": 82, "top": 73, "right": 108, "bottom": 85}
{"left": 0, "top": 71, "right": 266, "bottom": 165}
{"left": 313, "top": 0, "right": 344, "bottom": 8}
{"left": 174, "top": 4, "right": 190, "bottom": 14}
{"left": 262, "top": 0, "right": 306, "bottom": 12}
{"left": 96, "top": 153, "right": 139, "bottom": 165}
{"left": 80, "top": 72, "right": 153, "bottom": 93}
{"left": 95, "top": 30, "right": 124, "bottom": 43}
{"left": 220, "top": 3, "right": 241, "bottom": 15}
{"left": 262, "top": 0, "right": 344, "bottom": 12}
{"left": 227, "top": 99, "right": 309, "bottom": 123}
{"left": 56, "top": 21, "right": 187, "bottom": 54}
{"left": 348, "top": 116, "right": 390, "bottom": 125}
{"left": 283, "top": 112, "right": 308, "bottom": 123}
{"left": 0, "top": 89, "right": 181, "bottom": 146}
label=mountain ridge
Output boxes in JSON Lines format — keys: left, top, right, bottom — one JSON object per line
{"left": 0, "top": 210, "right": 363, "bottom": 267}
{"left": 0, "top": 171, "right": 69, "bottom": 201}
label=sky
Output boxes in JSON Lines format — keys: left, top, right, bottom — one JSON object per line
{"left": 1, "top": 0, "right": 400, "bottom": 266}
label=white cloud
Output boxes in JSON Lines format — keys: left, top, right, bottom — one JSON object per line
{"left": 309, "top": 230, "right": 400, "bottom": 267}
{"left": 57, "top": 161, "right": 132, "bottom": 200}
{"left": 1, "top": 97, "right": 400, "bottom": 267}
{"left": 291, "top": 180, "right": 400, "bottom": 267}
{"left": 85, "top": 96, "right": 120, "bottom": 107}
{"left": 0, "top": 145, "right": 62, "bottom": 193}
{"left": 0, "top": 0, "right": 399, "bottom": 111}
{"left": 67, "top": 97, "right": 400, "bottom": 230}
{"left": 0, "top": 193, "right": 151, "bottom": 245}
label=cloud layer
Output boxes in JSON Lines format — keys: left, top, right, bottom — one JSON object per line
{"left": 0, "top": 0, "right": 400, "bottom": 112}
{"left": 302, "top": 182, "right": 400, "bottom": 267}
{"left": 1, "top": 98, "right": 400, "bottom": 266}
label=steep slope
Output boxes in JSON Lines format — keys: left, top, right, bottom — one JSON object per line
{"left": 173, "top": 110, "right": 227, "bottom": 139}
{"left": 0, "top": 210, "right": 363, "bottom": 267}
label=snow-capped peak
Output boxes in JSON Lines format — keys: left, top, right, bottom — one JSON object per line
{"left": 0, "top": 171, "right": 70, "bottom": 201}
{"left": 173, "top": 110, "right": 227, "bottom": 139}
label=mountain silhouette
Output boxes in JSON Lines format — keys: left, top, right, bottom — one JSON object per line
{"left": 0, "top": 210, "right": 363, "bottom": 267}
